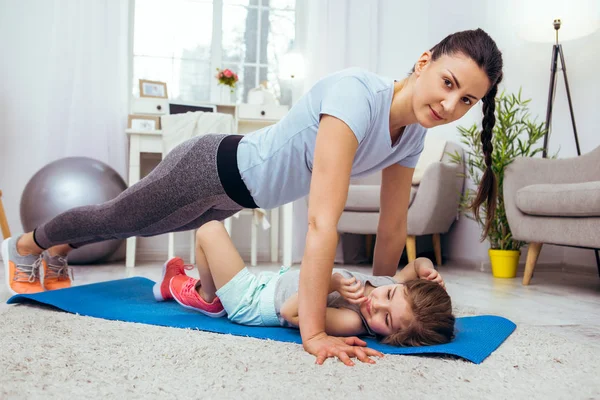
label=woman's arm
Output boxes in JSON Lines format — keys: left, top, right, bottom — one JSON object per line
{"left": 298, "top": 115, "right": 379, "bottom": 364}
{"left": 372, "top": 163, "right": 415, "bottom": 276}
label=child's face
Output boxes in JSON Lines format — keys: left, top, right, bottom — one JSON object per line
{"left": 359, "top": 284, "right": 413, "bottom": 336}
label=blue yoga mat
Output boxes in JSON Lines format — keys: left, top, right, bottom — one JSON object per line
{"left": 7, "top": 277, "right": 515, "bottom": 364}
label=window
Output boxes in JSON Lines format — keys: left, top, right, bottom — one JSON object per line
{"left": 132, "top": 0, "right": 296, "bottom": 104}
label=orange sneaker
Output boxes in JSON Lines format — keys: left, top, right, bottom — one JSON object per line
{"left": 169, "top": 275, "right": 226, "bottom": 317}
{"left": 2, "top": 237, "right": 44, "bottom": 295}
{"left": 153, "top": 257, "right": 193, "bottom": 301}
{"left": 40, "top": 252, "right": 73, "bottom": 291}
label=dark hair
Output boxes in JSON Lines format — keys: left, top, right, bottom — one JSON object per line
{"left": 426, "top": 29, "right": 504, "bottom": 237}
{"left": 381, "top": 280, "right": 455, "bottom": 347}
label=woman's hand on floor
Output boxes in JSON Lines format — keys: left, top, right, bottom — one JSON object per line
{"left": 303, "top": 332, "right": 383, "bottom": 366}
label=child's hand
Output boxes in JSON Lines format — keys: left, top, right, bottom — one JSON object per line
{"left": 418, "top": 267, "right": 446, "bottom": 289}
{"left": 336, "top": 276, "right": 366, "bottom": 304}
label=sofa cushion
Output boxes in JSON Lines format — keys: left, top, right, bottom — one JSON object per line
{"left": 345, "top": 185, "right": 417, "bottom": 211}
{"left": 516, "top": 181, "right": 600, "bottom": 217}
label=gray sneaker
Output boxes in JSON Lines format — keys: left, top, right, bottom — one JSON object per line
{"left": 41, "top": 252, "right": 73, "bottom": 291}
{"left": 2, "top": 236, "right": 44, "bottom": 295}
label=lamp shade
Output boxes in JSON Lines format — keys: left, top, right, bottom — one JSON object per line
{"left": 517, "top": 0, "right": 600, "bottom": 43}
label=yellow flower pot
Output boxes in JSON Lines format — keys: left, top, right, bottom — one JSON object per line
{"left": 488, "top": 249, "right": 521, "bottom": 278}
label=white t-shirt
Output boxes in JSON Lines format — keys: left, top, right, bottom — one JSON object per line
{"left": 237, "top": 67, "right": 427, "bottom": 209}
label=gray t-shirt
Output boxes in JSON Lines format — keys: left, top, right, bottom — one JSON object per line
{"left": 237, "top": 67, "right": 427, "bottom": 209}
{"left": 273, "top": 268, "right": 398, "bottom": 335}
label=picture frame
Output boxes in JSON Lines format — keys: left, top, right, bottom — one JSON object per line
{"left": 128, "top": 114, "right": 161, "bottom": 131}
{"left": 139, "top": 79, "right": 168, "bottom": 99}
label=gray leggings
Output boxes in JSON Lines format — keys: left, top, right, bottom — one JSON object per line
{"left": 33, "top": 134, "right": 242, "bottom": 249}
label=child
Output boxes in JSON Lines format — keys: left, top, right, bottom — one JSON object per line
{"left": 155, "top": 221, "right": 454, "bottom": 361}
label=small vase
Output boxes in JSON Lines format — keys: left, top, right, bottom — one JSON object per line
{"left": 219, "top": 85, "right": 235, "bottom": 104}
{"left": 488, "top": 249, "right": 521, "bottom": 278}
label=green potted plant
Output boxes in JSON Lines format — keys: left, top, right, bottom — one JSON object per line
{"left": 450, "top": 89, "right": 547, "bottom": 278}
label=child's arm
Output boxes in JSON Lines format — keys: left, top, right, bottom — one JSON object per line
{"left": 393, "top": 257, "right": 433, "bottom": 282}
{"left": 394, "top": 257, "right": 446, "bottom": 288}
{"left": 280, "top": 273, "right": 342, "bottom": 321}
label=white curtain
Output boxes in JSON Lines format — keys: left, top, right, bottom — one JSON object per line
{"left": 0, "top": 0, "right": 130, "bottom": 238}
{"left": 43, "top": 1, "right": 130, "bottom": 168}
{"left": 303, "top": 0, "right": 381, "bottom": 89}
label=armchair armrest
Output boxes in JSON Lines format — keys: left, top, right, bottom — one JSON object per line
{"left": 504, "top": 148, "right": 600, "bottom": 228}
{"left": 505, "top": 152, "right": 598, "bottom": 194}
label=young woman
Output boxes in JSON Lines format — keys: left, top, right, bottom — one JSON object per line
{"left": 3, "top": 28, "right": 502, "bottom": 366}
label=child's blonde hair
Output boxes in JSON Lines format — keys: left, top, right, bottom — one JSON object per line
{"left": 381, "top": 279, "right": 455, "bottom": 347}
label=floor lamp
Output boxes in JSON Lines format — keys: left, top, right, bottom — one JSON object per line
{"left": 542, "top": 19, "right": 581, "bottom": 158}
{"left": 518, "top": 1, "right": 600, "bottom": 158}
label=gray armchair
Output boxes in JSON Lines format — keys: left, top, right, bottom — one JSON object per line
{"left": 337, "top": 141, "right": 465, "bottom": 265}
{"left": 504, "top": 145, "right": 600, "bottom": 285}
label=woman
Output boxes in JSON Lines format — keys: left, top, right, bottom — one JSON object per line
{"left": 3, "top": 28, "right": 502, "bottom": 366}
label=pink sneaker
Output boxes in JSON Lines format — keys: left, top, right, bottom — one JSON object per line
{"left": 169, "top": 275, "right": 226, "bottom": 317}
{"left": 153, "top": 257, "right": 193, "bottom": 301}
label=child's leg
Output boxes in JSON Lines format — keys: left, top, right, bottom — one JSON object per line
{"left": 194, "top": 235, "right": 217, "bottom": 302}
{"left": 194, "top": 220, "right": 246, "bottom": 300}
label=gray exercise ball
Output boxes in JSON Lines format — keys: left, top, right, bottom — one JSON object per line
{"left": 20, "top": 157, "right": 127, "bottom": 265}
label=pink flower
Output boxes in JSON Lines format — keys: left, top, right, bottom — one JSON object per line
{"left": 223, "top": 69, "right": 233, "bottom": 78}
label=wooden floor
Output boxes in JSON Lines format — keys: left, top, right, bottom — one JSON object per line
{"left": 1, "top": 259, "right": 599, "bottom": 344}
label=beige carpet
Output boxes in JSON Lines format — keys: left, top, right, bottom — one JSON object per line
{"left": 1, "top": 304, "right": 599, "bottom": 399}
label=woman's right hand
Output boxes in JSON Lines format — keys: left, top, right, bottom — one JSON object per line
{"left": 303, "top": 332, "right": 383, "bottom": 366}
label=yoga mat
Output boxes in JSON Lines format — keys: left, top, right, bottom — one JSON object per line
{"left": 7, "top": 277, "right": 516, "bottom": 364}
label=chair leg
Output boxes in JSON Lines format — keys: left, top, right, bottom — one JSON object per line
{"left": 250, "top": 218, "right": 257, "bottom": 267}
{"left": 523, "top": 242, "right": 543, "bottom": 286}
{"left": 595, "top": 249, "right": 600, "bottom": 278}
{"left": 168, "top": 232, "right": 175, "bottom": 259}
{"left": 432, "top": 233, "right": 442, "bottom": 266}
{"left": 0, "top": 190, "right": 11, "bottom": 239}
{"left": 190, "top": 230, "right": 196, "bottom": 265}
{"left": 406, "top": 235, "right": 417, "bottom": 263}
